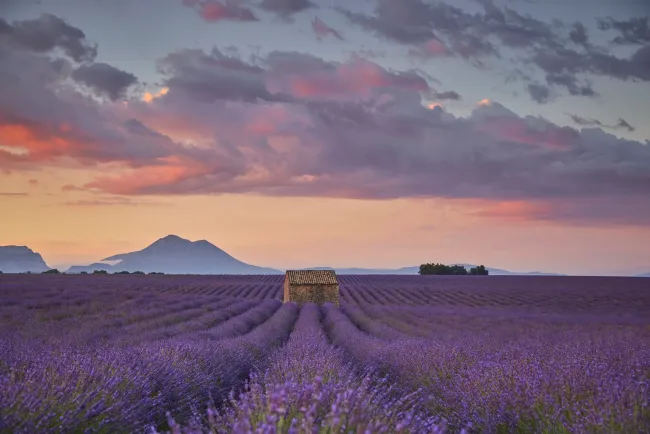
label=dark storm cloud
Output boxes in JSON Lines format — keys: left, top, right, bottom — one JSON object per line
{"left": 72, "top": 63, "right": 138, "bottom": 101}
{"left": 0, "top": 13, "right": 97, "bottom": 62}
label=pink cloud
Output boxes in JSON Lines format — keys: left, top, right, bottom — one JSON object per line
{"left": 2, "top": 37, "right": 649, "bottom": 226}
{"left": 182, "top": 0, "right": 258, "bottom": 23}
{"left": 409, "top": 38, "right": 450, "bottom": 58}
{"left": 475, "top": 114, "right": 579, "bottom": 149}
{"left": 266, "top": 56, "right": 430, "bottom": 101}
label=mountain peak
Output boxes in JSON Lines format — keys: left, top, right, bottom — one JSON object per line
{"left": 157, "top": 234, "right": 189, "bottom": 243}
{"left": 84, "top": 235, "right": 280, "bottom": 274}
{"left": 0, "top": 245, "right": 50, "bottom": 273}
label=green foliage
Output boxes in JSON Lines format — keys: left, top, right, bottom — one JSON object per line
{"left": 469, "top": 265, "right": 489, "bottom": 275}
{"left": 42, "top": 269, "right": 61, "bottom": 274}
{"left": 419, "top": 263, "right": 490, "bottom": 275}
{"left": 92, "top": 270, "right": 108, "bottom": 275}
{"left": 148, "top": 272, "right": 165, "bottom": 275}
{"left": 419, "top": 263, "right": 467, "bottom": 275}
{"left": 132, "top": 271, "right": 145, "bottom": 275}
{"left": 115, "top": 271, "right": 131, "bottom": 275}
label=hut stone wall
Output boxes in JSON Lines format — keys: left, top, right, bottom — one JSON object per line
{"left": 283, "top": 270, "right": 340, "bottom": 306}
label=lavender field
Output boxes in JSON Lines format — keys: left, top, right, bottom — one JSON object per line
{"left": 1, "top": 274, "right": 649, "bottom": 434}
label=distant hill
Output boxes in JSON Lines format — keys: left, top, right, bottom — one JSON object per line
{"left": 66, "top": 262, "right": 114, "bottom": 274}
{"left": 303, "top": 264, "right": 564, "bottom": 276}
{"left": 66, "top": 235, "right": 281, "bottom": 275}
{"left": 636, "top": 272, "right": 650, "bottom": 278}
{"left": 0, "top": 245, "right": 50, "bottom": 273}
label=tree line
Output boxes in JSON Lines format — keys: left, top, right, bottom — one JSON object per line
{"left": 419, "top": 263, "right": 489, "bottom": 275}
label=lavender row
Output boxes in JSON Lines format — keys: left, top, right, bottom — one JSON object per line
{"left": 0, "top": 302, "right": 299, "bottom": 433}
{"left": 158, "top": 304, "right": 448, "bottom": 433}
{"left": 322, "top": 303, "right": 650, "bottom": 433}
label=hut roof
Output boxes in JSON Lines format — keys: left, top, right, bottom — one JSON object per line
{"left": 285, "top": 270, "right": 338, "bottom": 285}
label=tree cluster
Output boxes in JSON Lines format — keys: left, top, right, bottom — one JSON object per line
{"left": 419, "top": 263, "right": 489, "bottom": 275}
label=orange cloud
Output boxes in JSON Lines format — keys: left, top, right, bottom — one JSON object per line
{"left": 472, "top": 200, "right": 550, "bottom": 223}
{"left": 142, "top": 87, "right": 169, "bottom": 103}
{"left": 85, "top": 156, "right": 210, "bottom": 195}
{"left": 477, "top": 98, "right": 491, "bottom": 106}
{"left": 0, "top": 122, "right": 73, "bottom": 159}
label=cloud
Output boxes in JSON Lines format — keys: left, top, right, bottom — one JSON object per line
{"left": 615, "top": 118, "right": 635, "bottom": 132}
{"left": 338, "top": 0, "right": 650, "bottom": 98}
{"left": 598, "top": 16, "right": 650, "bottom": 45}
{"left": 71, "top": 63, "right": 138, "bottom": 101}
{"left": 311, "top": 17, "right": 343, "bottom": 40}
{"left": 527, "top": 83, "right": 552, "bottom": 104}
{"left": 408, "top": 38, "right": 450, "bottom": 58}
{"left": 338, "top": 0, "right": 560, "bottom": 57}
{"left": 430, "top": 90, "right": 461, "bottom": 100}
{"left": 143, "top": 87, "right": 169, "bottom": 103}
{"left": 569, "top": 21, "right": 589, "bottom": 46}
{"left": 62, "top": 197, "right": 168, "bottom": 206}
{"left": 474, "top": 197, "right": 650, "bottom": 227}
{"left": 0, "top": 38, "right": 180, "bottom": 168}
{"left": 182, "top": 0, "right": 258, "bottom": 22}
{"left": 568, "top": 114, "right": 636, "bottom": 132}
{"left": 1, "top": 23, "right": 649, "bottom": 227}
{"left": 0, "top": 192, "right": 27, "bottom": 196}
{"left": 0, "top": 13, "right": 97, "bottom": 62}
{"left": 532, "top": 44, "right": 650, "bottom": 83}
{"left": 259, "top": 0, "right": 313, "bottom": 18}
{"left": 544, "top": 73, "right": 597, "bottom": 98}
{"left": 264, "top": 52, "right": 431, "bottom": 101}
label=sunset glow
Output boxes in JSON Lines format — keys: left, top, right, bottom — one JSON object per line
{"left": 0, "top": 0, "right": 648, "bottom": 276}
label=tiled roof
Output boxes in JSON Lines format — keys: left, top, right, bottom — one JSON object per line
{"left": 285, "top": 270, "right": 339, "bottom": 285}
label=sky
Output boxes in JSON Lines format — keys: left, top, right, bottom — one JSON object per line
{"left": 0, "top": 0, "right": 649, "bottom": 275}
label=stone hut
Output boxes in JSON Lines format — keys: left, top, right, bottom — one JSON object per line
{"left": 283, "top": 270, "right": 339, "bottom": 306}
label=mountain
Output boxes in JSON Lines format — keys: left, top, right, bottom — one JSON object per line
{"left": 0, "top": 246, "right": 50, "bottom": 273}
{"left": 636, "top": 273, "right": 650, "bottom": 278}
{"left": 66, "top": 263, "right": 114, "bottom": 274}
{"left": 302, "top": 264, "right": 565, "bottom": 276}
{"left": 66, "top": 235, "right": 281, "bottom": 274}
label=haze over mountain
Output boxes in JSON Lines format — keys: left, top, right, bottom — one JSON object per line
{"left": 304, "top": 266, "right": 565, "bottom": 276}
{"left": 0, "top": 246, "right": 50, "bottom": 273}
{"left": 0, "top": 236, "right": 640, "bottom": 276}
{"left": 66, "top": 235, "right": 280, "bottom": 275}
